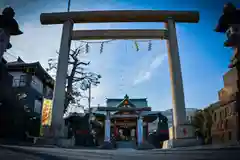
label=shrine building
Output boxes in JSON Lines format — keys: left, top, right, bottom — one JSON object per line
{"left": 91, "top": 95, "right": 168, "bottom": 144}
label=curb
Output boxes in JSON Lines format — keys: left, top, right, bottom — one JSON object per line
{"left": 0, "top": 145, "right": 64, "bottom": 160}
{"left": 157, "top": 145, "right": 240, "bottom": 152}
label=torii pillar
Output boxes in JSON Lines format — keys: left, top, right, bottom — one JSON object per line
{"left": 165, "top": 19, "right": 187, "bottom": 139}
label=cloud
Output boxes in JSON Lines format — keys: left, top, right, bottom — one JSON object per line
{"left": 133, "top": 53, "right": 167, "bottom": 85}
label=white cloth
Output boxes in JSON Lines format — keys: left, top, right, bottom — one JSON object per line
{"left": 0, "top": 28, "right": 10, "bottom": 62}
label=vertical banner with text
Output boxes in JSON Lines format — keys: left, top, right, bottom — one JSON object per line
{"left": 41, "top": 98, "right": 53, "bottom": 126}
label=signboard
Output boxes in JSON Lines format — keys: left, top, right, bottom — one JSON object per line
{"left": 41, "top": 98, "right": 53, "bottom": 126}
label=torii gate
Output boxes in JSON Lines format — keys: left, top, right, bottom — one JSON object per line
{"left": 40, "top": 10, "right": 199, "bottom": 141}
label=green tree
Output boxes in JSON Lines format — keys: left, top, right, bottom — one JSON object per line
{"left": 192, "top": 108, "right": 213, "bottom": 144}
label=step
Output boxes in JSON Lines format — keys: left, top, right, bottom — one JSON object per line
{"left": 116, "top": 141, "right": 136, "bottom": 148}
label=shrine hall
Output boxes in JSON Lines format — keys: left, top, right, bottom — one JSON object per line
{"left": 92, "top": 95, "right": 168, "bottom": 145}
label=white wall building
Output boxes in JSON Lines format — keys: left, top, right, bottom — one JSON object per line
{"left": 148, "top": 108, "right": 198, "bottom": 133}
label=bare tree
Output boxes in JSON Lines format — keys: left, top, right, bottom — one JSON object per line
{"left": 46, "top": 43, "right": 101, "bottom": 112}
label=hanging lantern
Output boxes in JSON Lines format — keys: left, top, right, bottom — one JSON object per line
{"left": 134, "top": 41, "right": 139, "bottom": 52}
{"left": 148, "top": 40, "right": 152, "bottom": 51}
{"left": 100, "top": 42, "right": 104, "bottom": 54}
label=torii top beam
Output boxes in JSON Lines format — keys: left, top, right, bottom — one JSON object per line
{"left": 40, "top": 10, "right": 199, "bottom": 25}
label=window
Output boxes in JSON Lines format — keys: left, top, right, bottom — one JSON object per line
{"left": 228, "top": 107, "right": 232, "bottom": 116}
{"left": 225, "top": 107, "right": 228, "bottom": 117}
{"left": 214, "top": 112, "right": 217, "bottom": 122}
{"left": 31, "top": 76, "right": 43, "bottom": 94}
{"left": 228, "top": 132, "right": 232, "bottom": 140}
{"left": 19, "top": 75, "right": 27, "bottom": 86}
{"left": 12, "top": 78, "right": 20, "bottom": 87}
{"left": 221, "top": 133, "right": 224, "bottom": 142}
{"left": 34, "top": 100, "right": 42, "bottom": 114}
{"left": 190, "top": 116, "right": 193, "bottom": 122}
{"left": 12, "top": 75, "right": 27, "bottom": 87}
{"left": 44, "top": 86, "right": 53, "bottom": 97}
{"left": 224, "top": 120, "right": 228, "bottom": 129}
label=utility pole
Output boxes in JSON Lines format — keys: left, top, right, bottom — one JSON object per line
{"left": 67, "top": 0, "right": 71, "bottom": 12}
{"left": 88, "top": 83, "right": 92, "bottom": 131}
{"left": 88, "top": 83, "right": 91, "bottom": 111}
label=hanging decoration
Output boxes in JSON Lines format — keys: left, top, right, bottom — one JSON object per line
{"left": 134, "top": 41, "right": 139, "bottom": 52}
{"left": 148, "top": 40, "right": 152, "bottom": 51}
{"left": 100, "top": 42, "right": 104, "bottom": 54}
{"left": 85, "top": 43, "right": 89, "bottom": 53}
{"left": 79, "top": 39, "right": 154, "bottom": 54}
{"left": 79, "top": 40, "right": 113, "bottom": 54}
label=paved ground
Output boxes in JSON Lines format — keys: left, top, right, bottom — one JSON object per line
{"left": 0, "top": 145, "right": 240, "bottom": 160}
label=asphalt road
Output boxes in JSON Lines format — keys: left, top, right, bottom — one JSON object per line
{"left": 0, "top": 145, "right": 240, "bottom": 160}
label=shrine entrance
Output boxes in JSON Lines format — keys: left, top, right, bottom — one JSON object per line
{"left": 117, "top": 126, "right": 134, "bottom": 141}
{"left": 113, "top": 117, "right": 137, "bottom": 142}
{"left": 40, "top": 10, "right": 200, "bottom": 146}
{"left": 95, "top": 95, "right": 151, "bottom": 146}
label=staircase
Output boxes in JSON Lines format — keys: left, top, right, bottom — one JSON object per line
{"left": 116, "top": 141, "right": 136, "bottom": 149}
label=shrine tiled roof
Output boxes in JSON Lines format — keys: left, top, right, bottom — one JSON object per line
{"left": 115, "top": 94, "right": 136, "bottom": 108}
{"left": 106, "top": 94, "right": 148, "bottom": 108}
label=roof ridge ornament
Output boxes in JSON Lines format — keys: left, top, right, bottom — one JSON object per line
{"left": 124, "top": 94, "right": 129, "bottom": 99}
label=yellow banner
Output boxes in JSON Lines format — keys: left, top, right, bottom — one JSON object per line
{"left": 41, "top": 98, "right": 53, "bottom": 126}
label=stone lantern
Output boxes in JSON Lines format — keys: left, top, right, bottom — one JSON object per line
{"left": 0, "top": 6, "right": 23, "bottom": 62}
{"left": 215, "top": 2, "right": 240, "bottom": 68}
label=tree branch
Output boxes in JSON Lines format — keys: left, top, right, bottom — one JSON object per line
{"left": 47, "top": 43, "right": 101, "bottom": 112}
{"left": 75, "top": 70, "right": 84, "bottom": 75}
{"left": 77, "top": 61, "right": 90, "bottom": 66}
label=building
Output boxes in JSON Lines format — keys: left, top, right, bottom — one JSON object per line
{"left": 211, "top": 67, "right": 240, "bottom": 145}
{"left": 149, "top": 108, "right": 198, "bottom": 131}
{"left": 0, "top": 58, "right": 27, "bottom": 140}
{"left": 89, "top": 95, "right": 168, "bottom": 147}
{"left": 6, "top": 57, "right": 55, "bottom": 137}
{"left": 211, "top": 2, "right": 240, "bottom": 145}
{"left": 186, "top": 108, "right": 199, "bottom": 123}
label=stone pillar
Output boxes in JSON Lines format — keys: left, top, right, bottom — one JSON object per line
{"left": 137, "top": 116, "right": 143, "bottom": 145}
{"left": 114, "top": 120, "right": 117, "bottom": 137}
{"left": 146, "top": 122, "right": 149, "bottom": 140}
{"left": 51, "top": 20, "right": 73, "bottom": 138}
{"left": 0, "top": 29, "right": 10, "bottom": 62}
{"left": 104, "top": 111, "right": 111, "bottom": 142}
{"left": 165, "top": 19, "right": 186, "bottom": 139}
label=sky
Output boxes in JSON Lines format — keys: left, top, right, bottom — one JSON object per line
{"left": 2, "top": 0, "right": 239, "bottom": 112}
